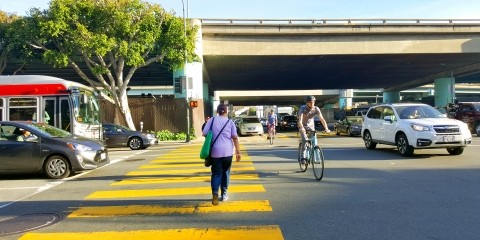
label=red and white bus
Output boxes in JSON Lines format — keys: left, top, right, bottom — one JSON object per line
{"left": 0, "top": 75, "right": 102, "bottom": 140}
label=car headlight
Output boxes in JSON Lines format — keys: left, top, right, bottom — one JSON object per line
{"left": 67, "top": 142, "right": 93, "bottom": 151}
{"left": 143, "top": 133, "right": 156, "bottom": 139}
{"left": 410, "top": 124, "right": 430, "bottom": 132}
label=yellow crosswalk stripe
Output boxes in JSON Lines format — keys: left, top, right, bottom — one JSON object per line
{"left": 85, "top": 184, "right": 266, "bottom": 199}
{"left": 112, "top": 173, "right": 260, "bottom": 185}
{"left": 139, "top": 162, "right": 253, "bottom": 169}
{"left": 68, "top": 200, "right": 272, "bottom": 217}
{"left": 126, "top": 166, "right": 256, "bottom": 176}
{"left": 150, "top": 159, "right": 252, "bottom": 164}
{"left": 19, "top": 225, "right": 284, "bottom": 240}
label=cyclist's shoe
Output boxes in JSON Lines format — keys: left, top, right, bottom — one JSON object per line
{"left": 220, "top": 193, "right": 229, "bottom": 201}
{"left": 300, "top": 158, "right": 307, "bottom": 164}
{"left": 212, "top": 193, "right": 219, "bottom": 205}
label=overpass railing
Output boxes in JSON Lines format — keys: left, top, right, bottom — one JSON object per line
{"left": 199, "top": 18, "right": 480, "bottom": 25}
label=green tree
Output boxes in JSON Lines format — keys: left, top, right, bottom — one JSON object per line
{"left": 0, "top": 10, "right": 21, "bottom": 74}
{"left": 23, "top": 0, "right": 197, "bottom": 130}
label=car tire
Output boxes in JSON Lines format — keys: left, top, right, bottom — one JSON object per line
{"left": 396, "top": 133, "right": 414, "bottom": 157}
{"left": 128, "top": 137, "right": 143, "bottom": 150}
{"left": 363, "top": 130, "right": 377, "bottom": 150}
{"left": 335, "top": 127, "right": 340, "bottom": 135}
{"left": 347, "top": 128, "right": 354, "bottom": 137}
{"left": 44, "top": 155, "right": 71, "bottom": 179}
{"left": 446, "top": 147, "right": 464, "bottom": 155}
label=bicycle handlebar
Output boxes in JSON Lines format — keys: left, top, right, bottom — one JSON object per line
{"left": 304, "top": 130, "right": 331, "bottom": 134}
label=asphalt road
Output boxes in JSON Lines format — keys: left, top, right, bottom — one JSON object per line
{"left": 1, "top": 132, "right": 479, "bottom": 240}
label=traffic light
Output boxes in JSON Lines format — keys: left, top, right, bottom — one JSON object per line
{"left": 189, "top": 100, "right": 198, "bottom": 108}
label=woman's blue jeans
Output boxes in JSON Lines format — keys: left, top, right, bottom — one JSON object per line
{"left": 211, "top": 156, "right": 233, "bottom": 195}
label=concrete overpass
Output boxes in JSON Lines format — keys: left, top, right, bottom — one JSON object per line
{"left": 3, "top": 19, "right": 480, "bottom": 107}
{"left": 198, "top": 19, "right": 480, "bottom": 106}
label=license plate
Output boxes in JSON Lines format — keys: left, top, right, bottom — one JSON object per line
{"left": 443, "top": 136, "right": 455, "bottom": 142}
{"left": 101, "top": 153, "right": 107, "bottom": 159}
{"left": 290, "top": 124, "right": 295, "bottom": 127}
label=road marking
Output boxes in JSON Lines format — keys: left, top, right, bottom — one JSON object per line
{"left": 85, "top": 184, "right": 266, "bottom": 199}
{"left": 126, "top": 166, "right": 256, "bottom": 176}
{"left": 150, "top": 159, "right": 252, "bottom": 164}
{"left": 0, "top": 150, "right": 146, "bottom": 209}
{"left": 19, "top": 225, "right": 284, "bottom": 240}
{"left": 112, "top": 173, "right": 260, "bottom": 185}
{"left": 139, "top": 162, "right": 253, "bottom": 169}
{"left": 68, "top": 200, "right": 272, "bottom": 217}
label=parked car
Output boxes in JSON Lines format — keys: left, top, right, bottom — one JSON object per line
{"left": 362, "top": 103, "right": 472, "bottom": 157}
{"left": 103, "top": 123, "right": 158, "bottom": 150}
{"left": 335, "top": 116, "right": 363, "bottom": 136}
{"left": 237, "top": 116, "right": 264, "bottom": 136}
{"left": 0, "top": 121, "right": 109, "bottom": 179}
{"left": 451, "top": 102, "right": 480, "bottom": 136}
{"left": 279, "top": 115, "right": 298, "bottom": 131}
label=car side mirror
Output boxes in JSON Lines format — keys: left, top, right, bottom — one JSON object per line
{"left": 384, "top": 115, "right": 393, "bottom": 123}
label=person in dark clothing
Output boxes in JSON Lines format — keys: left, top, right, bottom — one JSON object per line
{"left": 201, "top": 116, "right": 211, "bottom": 131}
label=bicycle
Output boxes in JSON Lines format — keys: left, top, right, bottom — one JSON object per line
{"left": 297, "top": 130, "right": 325, "bottom": 181}
{"left": 267, "top": 124, "right": 276, "bottom": 145}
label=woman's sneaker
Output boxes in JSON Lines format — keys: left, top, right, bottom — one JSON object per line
{"left": 220, "top": 194, "right": 229, "bottom": 201}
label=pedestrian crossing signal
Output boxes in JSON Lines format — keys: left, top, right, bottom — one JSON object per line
{"left": 189, "top": 100, "right": 198, "bottom": 108}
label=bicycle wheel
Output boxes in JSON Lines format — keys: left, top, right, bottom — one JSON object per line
{"left": 298, "top": 141, "right": 309, "bottom": 172}
{"left": 312, "top": 146, "right": 325, "bottom": 181}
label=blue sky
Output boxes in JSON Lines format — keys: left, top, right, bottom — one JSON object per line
{"left": 2, "top": 0, "right": 480, "bottom": 19}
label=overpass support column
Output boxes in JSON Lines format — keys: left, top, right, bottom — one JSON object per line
{"left": 434, "top": 77, "right": 455, "bottom": 108}
{"left": 383, "top": 91, "right": 400, "bottom": 103}
{"left": 339, "top": 89, "right": 353, "bottom": 109}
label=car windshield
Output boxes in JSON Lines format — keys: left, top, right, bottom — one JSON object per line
{"left": 396, "top": 105, "right": 445, "bottom": 119}
{"left": 28, "top": 122, "right": 72, "bottom": 138}
{"left": 242, "top": 118, "right": 260, "bottom": 123}
{"left": 114, "top": 124, "right": 132, "bottom": 131}
{"left": 346, "top": 116, "right": 363, "bottom": 123}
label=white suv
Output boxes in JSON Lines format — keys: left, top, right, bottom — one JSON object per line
{"left": 362, "top": 103, "right": 472, "bottom": 157}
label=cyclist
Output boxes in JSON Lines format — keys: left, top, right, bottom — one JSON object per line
{"left": 267, "top": 109, "right": 277, "bottom": 138}
{"left": 297, "top": 96, "right": 331, "bottom": 164}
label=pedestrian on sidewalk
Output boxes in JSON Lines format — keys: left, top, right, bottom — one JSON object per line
{"left": 202, "top": 103, "right": 241, "bottom": 205}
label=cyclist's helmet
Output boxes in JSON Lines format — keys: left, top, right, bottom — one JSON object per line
{"left": 305, "top": 95, "right": 316, "bottom": 102}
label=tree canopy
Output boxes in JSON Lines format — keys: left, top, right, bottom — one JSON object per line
{"left": 19, "top": 0, "right": 198, "bottom": 130}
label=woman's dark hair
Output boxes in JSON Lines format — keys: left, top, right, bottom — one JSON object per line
{"left": 217, "top": 103, "right": 228, "bottom": 114}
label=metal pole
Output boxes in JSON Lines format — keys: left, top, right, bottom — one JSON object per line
{"left": 182, "top": 0, "right": 190, "bottom": 143}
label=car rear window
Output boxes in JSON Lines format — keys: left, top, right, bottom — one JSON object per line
{"left": 283, "top": 116, "right": 298, "bottom": 121}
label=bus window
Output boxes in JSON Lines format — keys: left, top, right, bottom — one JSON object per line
{"left": 8, "top": 98, "right": 37, "bottom": 121}
{"left": 0, "top": 98, "right": 3, "bottom": 121}
{"left": 73, "top": 93, "right": 100, "bottom": 124}
{"left": 60, "top": 98, "right": 71, "bottom": 132}
{"left": 44, "top": 99, "right": 55, "bottom": 126}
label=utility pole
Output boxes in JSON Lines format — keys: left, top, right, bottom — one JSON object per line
{"left": 182, "top": 0, "right": 190, "bottom": 143}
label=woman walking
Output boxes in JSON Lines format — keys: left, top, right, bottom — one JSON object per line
{"left": 202, "top": 103, "right": 241, "bottom": 205}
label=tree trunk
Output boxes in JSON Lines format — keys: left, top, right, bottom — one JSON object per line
{"left": 119, "top": 94, "right": 136, "bottom": 131}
